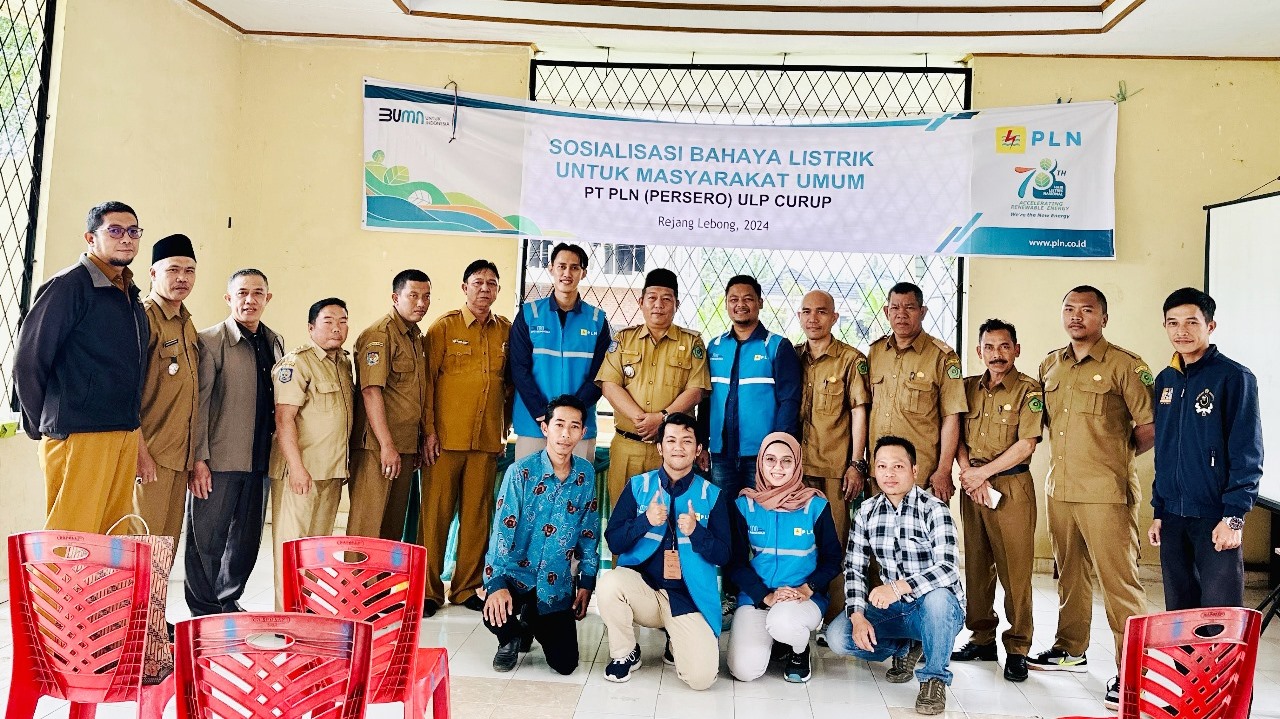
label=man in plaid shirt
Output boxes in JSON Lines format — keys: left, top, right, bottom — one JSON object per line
{"left": 825, "top": 435, "right": 965, "bottom": 716}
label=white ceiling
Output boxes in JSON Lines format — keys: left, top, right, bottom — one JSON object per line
{"left": 191, "top": 0, "right": 1280, "bottom": 60}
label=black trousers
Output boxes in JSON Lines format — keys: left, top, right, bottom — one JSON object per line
{"left": 1159, "top": 514, "right": 1244, "bottom": 611}
{"left": 483, "top": 589, "right": 580, "bottom": 675}
{"left": 184, "top": 470, "right": 269, "bottom": 616}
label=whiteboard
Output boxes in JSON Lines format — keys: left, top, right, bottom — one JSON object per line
{"left": 1205, "top": 191, "right": 1279, "bottom": 509}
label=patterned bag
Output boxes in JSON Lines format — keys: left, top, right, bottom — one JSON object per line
{"left": 107, "top": 515, "right": 175, "bottom": 684}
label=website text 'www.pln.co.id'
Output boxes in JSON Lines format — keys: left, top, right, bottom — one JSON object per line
{"left": 1028, "top": 239, "right": 1088, "bottom": 249}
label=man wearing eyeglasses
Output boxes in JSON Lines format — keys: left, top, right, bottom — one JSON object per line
{"left": 15, "top": 201, "right": 151, "bottom": 533}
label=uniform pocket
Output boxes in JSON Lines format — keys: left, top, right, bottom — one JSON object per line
{"left": 1074, "top": 378, "right": 1111, "bottom": 415}
{"left": 391, "top": 352, "right": 416, "bottom": 375}
{"left": 905, "top": 378, "right": 937, "bottom": 415}
{"left": 444, "top": 345, "right": 472, "bottom": 373}
{"left": 816, "top": 381, "right": 844, "bottom": 415}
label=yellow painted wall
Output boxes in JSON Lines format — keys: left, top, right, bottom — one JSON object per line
{"left": 967, "top": 56, "right": 1280, "bottom": 565}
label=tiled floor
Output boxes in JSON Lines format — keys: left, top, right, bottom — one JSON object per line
{"left": 3, "top": 540, "right": 1280, "bottom": 719}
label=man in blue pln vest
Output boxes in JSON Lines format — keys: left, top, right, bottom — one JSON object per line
{"left": 703, "top": 274, "right": 802, "bottom": 616}
{"left": 509, "top": 242, "right": 612, "bottom": 460}
{"left": 598, "top": 412, "right": 732, "bottom": 690}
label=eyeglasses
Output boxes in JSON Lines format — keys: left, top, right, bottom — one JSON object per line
{"left": 760, "top": 455, "right": 796, "bottom": 468}
{"left": 101, "top": 225, "right": 144, "bottom": 240}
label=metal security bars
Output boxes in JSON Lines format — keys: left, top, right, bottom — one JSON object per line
{"left": 1, "top": 0, "right": 54, "bottom": 404}
{"left": 524, "top": 61, "right": 969, "bottom": 351}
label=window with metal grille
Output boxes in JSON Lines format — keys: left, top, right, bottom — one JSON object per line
{"left": 1, "top": 0, "right": 54, "bottom": 405}
{"left": 524, "top": 62, "right": 969, "bottom": 360}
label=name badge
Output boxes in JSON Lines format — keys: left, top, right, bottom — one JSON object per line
{"left": 663, "top": 549, "right": 682, "bottom": 580}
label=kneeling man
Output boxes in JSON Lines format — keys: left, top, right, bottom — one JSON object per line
{"left": 482, "top": 395, "right": 600, "bottom": 674}
{"left": 598, "top": 412, "right": 731, "bottom": 690}
{"left": 826, "top": 436, "right": 965, "bottom": 716}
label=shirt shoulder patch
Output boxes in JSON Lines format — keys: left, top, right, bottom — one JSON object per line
{"left": 1134, "top": 364, "right": 1155, "bottom": 387}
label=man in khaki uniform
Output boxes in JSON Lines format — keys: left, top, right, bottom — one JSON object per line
{"left": 1030, "top": 285, "right": 1154, "bottom": 711}
{"left": 347, "top": 269, "right": 432, "bottom": 540}
{"left": 421, "top": 259, "right": 513, "bottom": 615}
{"left": 269, "top": 298, "right": 354, "bottom": 609}
{"left": 952, "top": 318, "right": 1042, "bottom": 683}
{"left": 867, "top": 281, "right": 967, "bottom": 501}
{"left": 133, "top": 234, "right": 200, "bottom": 543}
{"left": 597, "top": 268, "right": 710, "bottom": 508}
{"left": 795, "top": 289, "right": 870, "bottom": 623}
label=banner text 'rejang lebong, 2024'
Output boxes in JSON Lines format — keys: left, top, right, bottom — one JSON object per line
{"left": 363, "top": 78, "right": 1116, "bottom": 259}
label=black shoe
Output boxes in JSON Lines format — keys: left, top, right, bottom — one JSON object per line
{"left": 663, "top": 636, "right": 675, "bottom": 666}
{"left": 422, "top": 599, "right": 440, "bottom": 618}
{"left": 604, "top": 644, "right": 642, "bottom": 682}
{"left": 461, "top": 596, "right": 485, "bottom": 611}
{"left": 166, "top": 622, "right": 175, "bottom": 643}
{"left": 770, "top": 640, "right": 791, "bottom": 663}
{"left": 951, "top": 641, "right": 998, "bottom": 662}
{"left": 815, "top": 623, "right": 829, "bottom": 648}
{"left": 1027, "top": 647, "right": 1087, "bottom": 672}
{"left": 784, "top": 645, "right": 812, "bottom": 684}
{"left": 1103, "top": 676, "right": 1120, "bottom": 710}
{"left": 493, "top": 639, "right": 520, "bottom": 672}
{"left": 1003, "top": 654, "right": 1028, "bottom": 682}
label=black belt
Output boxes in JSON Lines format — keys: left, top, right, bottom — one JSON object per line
{"left": 616, "top": 429, "right": 650, "bottom": 443}
{"left": 970, "top": 460, "right": 1030, "bottom": 477}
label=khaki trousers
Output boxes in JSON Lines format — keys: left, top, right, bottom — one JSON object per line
{"left": 345, "top": 448, "right": 417, "bottom": 540}
{"left": 606, "top": 435, "right": 661, "bottom": 510}
{"left": 514, "top": 436, "right": 596, "bottom": 462}
{"left": 133, "top": 464, "right": 188, "bottom": 543}
{"left": 597, "top": 567, "right": 719, "bottom": 690}
{"left": 1047, "top": 496, "right": 1146, "bottom": 664}
{"left": 803, "top": 475, "right": 850, "bottom": 623}
{"left": 271, "top": 476, "right": 343, "bottom": 609}
{"left": 421, "top": 450, "right": 497, "bottom": 605}
{"left": 959, "top": 471, "right": 1037, "bottom": 654}
{"left": 41, "top": 430, "right": 139, "bottom": 533}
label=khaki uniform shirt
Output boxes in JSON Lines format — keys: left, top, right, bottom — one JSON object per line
{"left": 867, "top": 331, "right": 968, "bottom": 482}
{"left": 424, "top": 307, "right": 512, "bottom": 454}
{"left": 268, "top": 342, "right": 355, "bottom": 481}
{"left": 139, "top": 296, "right": 200, "bottom": 471}
{"left": 797, "top": 338, "right": 871, "bottom": 479}
{"left": 595, "top": 324, "right": 711, "bottom": 434}
{"left": 353, "top": 310, "right": 429, "bottom": 455}
{"left": 1039, "top": 337, "right": 1155, "bottom": 505}
{"left": 962, "top": 370, "right": 1043, "bottom": 465}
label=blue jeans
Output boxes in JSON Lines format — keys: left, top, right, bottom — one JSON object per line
{"left": 710, "top": 454, "right": 757, "bottom": 497}
{"left": 825, "top": 588, "right": 964, "bottom": 684}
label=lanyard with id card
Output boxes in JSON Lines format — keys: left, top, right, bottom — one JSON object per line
{"left": 662, "top": 491, "right": 681, "bottom": 580}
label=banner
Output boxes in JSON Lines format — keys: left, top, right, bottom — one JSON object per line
{"left": 363, "top": 78, "right": 1117, "bottom": 259}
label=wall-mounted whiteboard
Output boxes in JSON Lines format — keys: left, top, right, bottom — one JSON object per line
{"left": 1205, "top": 190, "right": 1278, "bottom": 510}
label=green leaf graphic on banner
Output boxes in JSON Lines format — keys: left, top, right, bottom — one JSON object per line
{"left": 445, "top": 192, "right": 492, "bottom": 211}
{"left": 505, "top": 215, "right": 542, "bottom": 235}
{"left": 372, "top": 150, "right": 385, "bottom": 163}
{"left": 384, "top": 166, "right": 411, "bottom": 185}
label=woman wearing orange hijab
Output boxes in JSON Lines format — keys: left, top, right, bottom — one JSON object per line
{"left": 726, "top": 432, "right": 843, "bottom": 683}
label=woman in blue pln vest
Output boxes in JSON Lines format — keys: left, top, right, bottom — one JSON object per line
{"left": 727, "top": 431, "right": 843, "bottom": 684}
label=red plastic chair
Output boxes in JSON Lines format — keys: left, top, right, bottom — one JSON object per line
{"left": 6, "top": 531, "right": 175, "bottom": 719}
{"left": 282, "top": 536, "right": 450, "bottom": 719}
{"left": 1060, "top": 607, "right": 1261, "bottom": 719}
{"left": 174, "top": 613, "right": 373, "bottom": 719}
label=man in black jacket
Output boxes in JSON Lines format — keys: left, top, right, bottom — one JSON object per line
{"left": 14, "top": 201, "right": 150, "bottom": 533}
{"left": 1148, "top": 287, "right": 1263, "bottom": 610}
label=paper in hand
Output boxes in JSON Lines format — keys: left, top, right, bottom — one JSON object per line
{"left": 985, "top": 486, "right": 1003, "bottom": 509}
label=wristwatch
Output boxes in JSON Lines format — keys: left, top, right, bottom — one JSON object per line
{"left": 1223, "top": 516, "right": 1244, "bottom": 531}
{"left": 850, "top": 459, "right": 869, "bottom": 476}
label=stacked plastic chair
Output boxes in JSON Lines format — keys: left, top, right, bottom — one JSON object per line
{"left": 6, "top": 531, "right": 175, "bottom": 719}
{"left": 282, "top": 536, "right": 451, "bottom": 719}
{"left": 174, "top": 613, "right": 373, "bottom": 719}
{"left": 1060, "top": 606, "right": 1261, "bottom": 719}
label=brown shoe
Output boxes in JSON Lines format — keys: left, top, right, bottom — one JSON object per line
{"left": 886, "top": 641, "right": 924, "bottom": 683}
{"left": 915, "top": 678, "right": 947, "bottom": 715}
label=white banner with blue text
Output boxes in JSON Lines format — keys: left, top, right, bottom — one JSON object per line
{"left": 363, "top": 78, "right": 1117, "bottom": 259}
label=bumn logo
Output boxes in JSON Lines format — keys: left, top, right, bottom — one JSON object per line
{"left": 378, "top": 107, "right": 425, "bottom": 124}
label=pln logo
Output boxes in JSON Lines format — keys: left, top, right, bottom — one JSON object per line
{"left": 1014, "top": 158, "right": 1067, "bottom": 200}
{"left": 996, "top": 126, "right": 1026, "bottom": 153}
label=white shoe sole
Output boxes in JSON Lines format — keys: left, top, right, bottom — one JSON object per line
{"left": 604, "top": 660, "right": 641, "bottom": 682}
